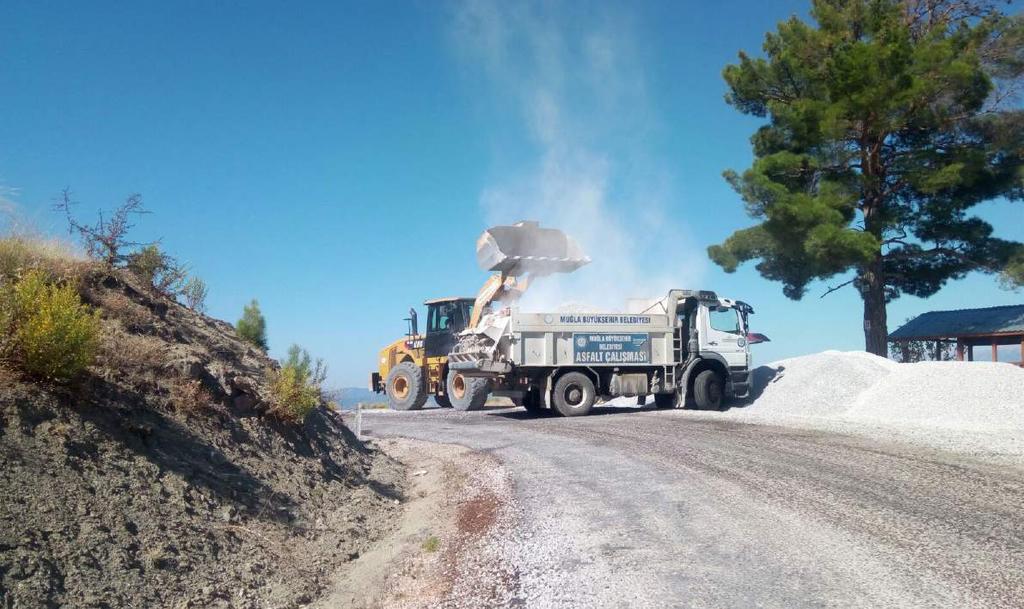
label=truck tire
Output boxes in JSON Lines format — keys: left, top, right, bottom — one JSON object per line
{"left": 692, "top": 369, "right": 724, "bottom": 410}
{"left": 447, "top": 370, "right": 489, "bottom": 411}
{"left": 386, "top": 362, "right": 428, "bottom": 411}
{"left": 552, "top": 372, "right": 595, "bottom": 417}
{"left": 654, "top": 391, "right": 678, "bottom": 409}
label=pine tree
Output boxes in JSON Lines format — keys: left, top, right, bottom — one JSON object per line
{"left": 709, "top": 0, "right": 1024, "bottom": 356}
{"left": 236, "top": 299, "right": 268, "bottom": 350}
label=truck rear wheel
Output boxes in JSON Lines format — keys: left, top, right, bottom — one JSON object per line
{"left": 447, "top": 370, "right": 489, "bottom": 411}
{"left": 552, "top": 372, "right": 595, "bottom": 417}
{"left": 692, "top": 369, "right": 724, "bottom": 410}
{"left": 386, "top": 362, "right": 428, "bottom": 411}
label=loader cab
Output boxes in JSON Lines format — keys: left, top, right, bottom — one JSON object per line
{"left": 423, "top": 297, "right": 475, "bottom": 358}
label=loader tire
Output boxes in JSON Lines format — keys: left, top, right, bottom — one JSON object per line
{"left": 692, "top": 369, "right": 724, "bottom": 411}
{"left": 447, "top": 370, "right": 489, "bottom": 411}
{"left": 654, "top": 391, "right": 678, "bottom": 409}
{"left": 386, "top": 362, "right": 428, "bottom": 411}
{"left": 552, "top": 372, "right": 595, "bottom": 417}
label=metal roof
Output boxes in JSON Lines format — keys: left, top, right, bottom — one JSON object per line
{"left": 422, "top": 296, "right": 474, "bottom": 305}
{"left": 888, "top": 304, "right": 1024, "bottom": 340}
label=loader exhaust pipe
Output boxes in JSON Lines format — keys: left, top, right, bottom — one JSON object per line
{"left": 477, "top": 221, "right": 590, "bottom": 277}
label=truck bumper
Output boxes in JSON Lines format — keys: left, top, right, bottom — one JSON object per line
{"left": 727, "top": 369, "right": 751, "bottom": 399}
{"left": 448, "top": 357, "right": 512, "bottom": 376}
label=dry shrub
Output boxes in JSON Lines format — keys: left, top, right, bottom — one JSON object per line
{"left": 169, "top": 378, "right": 213, "bottom": 413}
{"left": 94, "top": 322, "right": 166, "bottom": 376}
{"left": 95, "top": 290, "right": 154, "bottom": 331}
{"left": 0, "top": 235, "right": 86, "bottom": 282}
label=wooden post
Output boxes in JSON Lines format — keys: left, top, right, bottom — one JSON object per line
{"left": 968, "top": 344, "right": 974, "bottom": 361}
{"left": 992, "top": 339, "right": 998, "bottom": 363}
{"left": 1020, "top": 336, "right": 1023, "bottom": 367}
{"left": 956, "top": 340, "right": 964, "bottom": 362}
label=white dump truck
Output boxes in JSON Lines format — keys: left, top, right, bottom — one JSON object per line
{"left": 448, "top": 290, "right": 762, "bottom": 415}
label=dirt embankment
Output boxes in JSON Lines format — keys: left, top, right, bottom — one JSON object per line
{"left": 0, "top": 269, "right": 404, "bottom": 608}
{"left": 320, "top": 437, "right": 520, "bottom": 609}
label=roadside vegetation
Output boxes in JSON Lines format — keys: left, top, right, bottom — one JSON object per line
{"left": 236, "top": 299, "right": 268, "bottom": 350}
{"left": 270, "top": 344, "right": 328, "bottom": 422}
{"left": 0, "top": 190, "right": 328, "bottom": 422}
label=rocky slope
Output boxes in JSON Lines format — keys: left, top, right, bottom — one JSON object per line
{"left": 0, "top": 267, "right": 403, "bottom": 608}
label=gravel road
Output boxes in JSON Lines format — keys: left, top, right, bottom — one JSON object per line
{"left": 357, "top": 405, "right": 1024, "bottom": 609}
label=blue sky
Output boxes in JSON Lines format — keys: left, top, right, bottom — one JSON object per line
{"left": 2, "top": 0, "right": 1021, "bottom": 386}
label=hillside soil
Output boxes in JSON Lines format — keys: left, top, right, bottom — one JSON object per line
{"left": 0, "top": 268, "right": 404, "bottom": 608}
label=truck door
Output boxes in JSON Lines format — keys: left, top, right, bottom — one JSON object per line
{"left": 700, "top": 305, "right": 748, "bottom": 368}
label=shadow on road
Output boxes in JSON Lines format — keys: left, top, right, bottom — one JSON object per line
{"left": 488, "top": 404, "right": 664, "bottom": 420}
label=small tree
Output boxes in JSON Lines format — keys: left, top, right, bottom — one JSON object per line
{"left": 269, "top": 344, "right": 327, "bottom": 422}
{"left": 236, "top": 299, "right": 268, "bottom": 350}
{"left": 54, "top": 189, "right": 150, "bottom": 266}
{"left": 180, "top": 277, "right": 208, "bottom": 313}
{"left": 126, "top": 245, "right": 188, "bottom": 295}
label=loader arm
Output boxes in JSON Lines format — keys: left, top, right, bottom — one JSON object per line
{"left": 469, "top": 274, "right": 532, "bottom": 329}
{"left": 467, "top": 221, "right": 589, "bottom": 330}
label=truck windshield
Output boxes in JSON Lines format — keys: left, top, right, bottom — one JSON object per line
{"left": 709, "top": 307, "right": 741, "bottom": 334}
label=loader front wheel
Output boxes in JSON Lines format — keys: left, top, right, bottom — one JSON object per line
{"left": 386, "top": 362, "right": 428, "bottom": 411}
{"left": 692, "top": 369, "right": 724, "bottom": 411}
{"left": 447, "top": 370, "right": 489, "bottom": 411}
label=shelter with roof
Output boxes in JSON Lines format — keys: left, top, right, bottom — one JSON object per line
{"left": 888, "top": 304, "right": 1024, "bottom": 365}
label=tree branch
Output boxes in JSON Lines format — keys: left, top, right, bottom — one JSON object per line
{"left": 820, "top": 278, "right": 856, "bottom": 299}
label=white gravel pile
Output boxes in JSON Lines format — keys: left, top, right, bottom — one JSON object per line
{"left": 731, "top": 350, "right": 1024, "bottom": 463}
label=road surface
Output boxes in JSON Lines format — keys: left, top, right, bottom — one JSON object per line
{"left": 359, "top": 404, "right": 1024, "bottom": 609}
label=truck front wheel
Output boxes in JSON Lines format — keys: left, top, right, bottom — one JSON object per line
{"left": 692, "top": 370, "right": 724, "bottom": 410}
{"left": 447, "top": 370, "right": 489, "bottom": 411}
{"left": 386, "top": 362, "right": 428, "bottom": 411}
{"left": 552, "top": 372, "right": 595, "bottom": 417}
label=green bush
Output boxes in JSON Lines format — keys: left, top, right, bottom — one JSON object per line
{"left": 0, "top": 270, "right": 100, "bottom": 380}
{"left": 269, "top": 344, "right": 327, "bottom": 422}
{"left": 127, "top": 245, "right": 187, "bottom": 294}
{"left": 236, "top": 299, "right": 268, "bottom": 350}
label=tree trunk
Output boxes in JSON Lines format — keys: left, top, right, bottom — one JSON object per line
{"left": 861, "top": 256, "right": 889, "bottom": 357}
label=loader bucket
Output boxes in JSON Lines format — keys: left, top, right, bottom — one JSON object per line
{"left": 476, "top": 221, "right": 590, "bottom": 277}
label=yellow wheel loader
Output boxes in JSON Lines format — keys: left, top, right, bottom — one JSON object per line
{"left": 370, "top": 221, "right": 589, "bottom": 411}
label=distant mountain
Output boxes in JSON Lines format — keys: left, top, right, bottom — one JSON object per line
{"left": 333, "top": 387, "right": 388, "bottom": 409}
